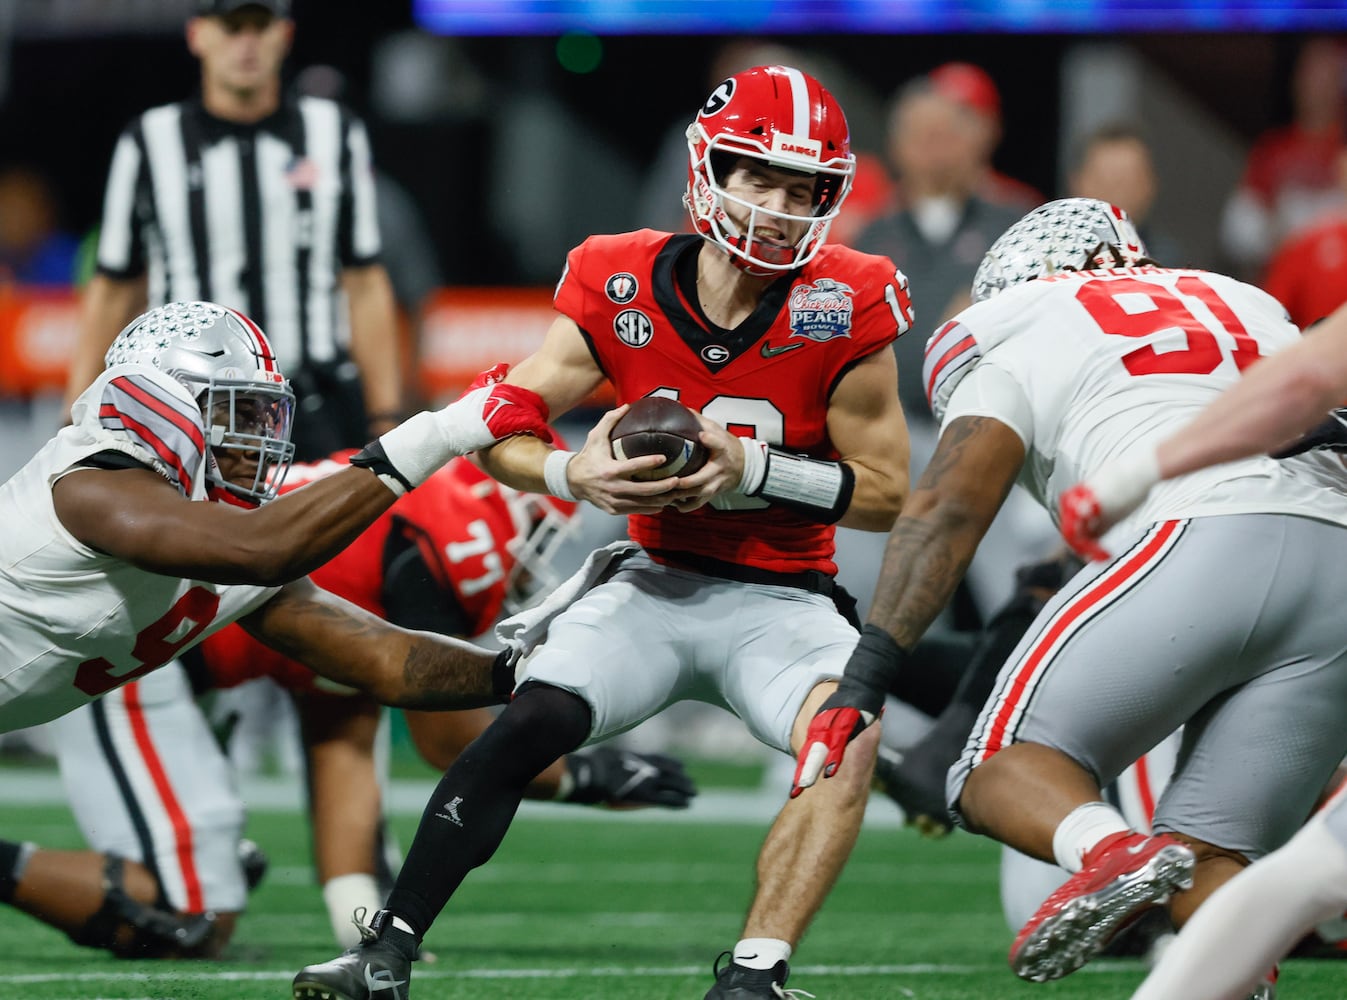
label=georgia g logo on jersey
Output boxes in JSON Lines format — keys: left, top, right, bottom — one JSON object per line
{"left": 788, "top": 278, "right": 855, "bottom": 343}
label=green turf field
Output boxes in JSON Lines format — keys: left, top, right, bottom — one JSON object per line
{"left": 3, "top": 766, "right": 1343, "bottom": 1000}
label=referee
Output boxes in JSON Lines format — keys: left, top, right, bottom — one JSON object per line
{"left": 65, "top": 0, "right": 404, "bottom": 460}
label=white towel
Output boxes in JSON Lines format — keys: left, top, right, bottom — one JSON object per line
{"left": 495, "top": 540, "right": 639, "bottom": 660}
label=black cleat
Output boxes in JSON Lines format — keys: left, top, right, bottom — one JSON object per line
{"left": 704, "top": 951, "right": 801, "bottom": 999}
{"left": 292, "top": 908, "right": 416, "bottom": 1000}
{"left": 873, "top": 736, "right": 958, "bottom": 839}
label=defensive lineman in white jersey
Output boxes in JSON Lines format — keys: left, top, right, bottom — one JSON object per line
{"left": 793, "top": 199, "right": 1347, "bottom": 1000}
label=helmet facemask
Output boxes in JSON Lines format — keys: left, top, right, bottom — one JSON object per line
{"left": 500, "top": 488, "right": 579, "bottom": 614}
{"left": 104, "top": 300, "right": 297, "bottom": 505}
{"left": 685, "top": 65, "right": 855, "bottom": 277}
{"left": 196, "top": 379, "right": 295, "bottom": 505}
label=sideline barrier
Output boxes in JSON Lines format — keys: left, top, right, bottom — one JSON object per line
{"left": 0, "top": 286, "right": 612, "bottom": 405}
{"left": 0, "top": 288, "right": 81, "bottom": 395}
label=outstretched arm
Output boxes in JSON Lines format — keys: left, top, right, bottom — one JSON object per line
{"left": 241, "top": 578, "right": 507, "bottom": 710}
{"left": 792, "top": 415, "right": 1025, "bottom": 794}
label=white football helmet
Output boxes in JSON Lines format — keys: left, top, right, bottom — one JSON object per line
{"left": 105, "top": 301, "right": 296, "bottom": 504}
{"left": 971, "top": 198, "right": 1150, "bottom": 304}
{"left": 500, "top": 488, "right": 579, "bottom": 614}
{"left": 685, "top": 64, "right": 855, "bottom": 276}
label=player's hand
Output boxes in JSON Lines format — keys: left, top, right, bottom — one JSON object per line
{"left": 566, "top": 406, "right": 677, "bottom": 515}
{"left": 563, "top": 747, "right": 698, "bottom": 809}
{"left": 791, "top": 624, "right": 907, "bottom": 798}
{"left": 1056, "top": 448, "right": 1161, "bottom": 562}
{"left": 664, "top": 414, "right": 755, "bottom": 514}
{"left": 451, "top": 363, "right": 554, "bottom": 449}
{"left": 1057, "top": 482, "right": 1113, "bottom": 561}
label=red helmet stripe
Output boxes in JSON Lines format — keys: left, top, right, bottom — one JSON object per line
{"left": 225, "top": 306, "right": 279, "bottom": 373}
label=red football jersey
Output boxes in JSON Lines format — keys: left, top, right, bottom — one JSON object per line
{"left": 199, "top": 452, "right": 523, "bottom": 694}
{"left": 556, "top": 230, "right": 909, "bottom": 574}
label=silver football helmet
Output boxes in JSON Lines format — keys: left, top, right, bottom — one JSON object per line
{"left": 971, "top": 198, "right": 1150, "bottom": 304}
{"left": 105, "top": 301, "right": 296, "bottom": 504}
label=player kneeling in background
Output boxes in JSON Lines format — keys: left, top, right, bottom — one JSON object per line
{"left": 0, "top": 450, "right": 695, "bottom": 958}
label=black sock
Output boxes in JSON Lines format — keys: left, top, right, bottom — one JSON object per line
{"left": 384, "top": 685, "right": 591, "bottom": 936}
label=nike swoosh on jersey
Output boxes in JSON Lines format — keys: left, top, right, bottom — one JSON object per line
{"left": 760, "top": 341, "right": 805, "bottom": 358}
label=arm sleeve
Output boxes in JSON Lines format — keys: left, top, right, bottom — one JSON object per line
{"left": 939, "top": 362, "right": 1034, "bottom": 450}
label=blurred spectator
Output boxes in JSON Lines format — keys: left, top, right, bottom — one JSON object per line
{"left": 1219, "top": 36, "right": 1347, "bottom": 278}
{"left": 1067, "top": 122, "right": 1190, "bottom": 266}
{"left": 929, "top": 61, "right": 1044, "bottom": 213}
{"left": 854, "top": 75, "right": 1022, "bottom": 427}
{"left": 1262, "top": 148, "right": 1347, "bottom": 329}
{"left": 0, "top": 165, "right": 80, "bottom": 287}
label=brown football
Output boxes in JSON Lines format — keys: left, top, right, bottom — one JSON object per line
{"left": 610, "top": 396, "right": 709, "bottom": 481}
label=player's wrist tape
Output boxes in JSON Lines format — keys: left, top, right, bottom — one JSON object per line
{"left": 543, "top": 449, "right": 577, "bottom": 502}
{"left": 833, "top": 624, "right": 909, "bottom": 717}
{"left": 365, "top": 409, "right": 469, "bottom": 494}
{"left": 349, "top": 440, "right": 414, "bottom": 496}
{"left": 740, "top": 438, "right": 855, "bottom": 523}
{"left": 1090, "top": 447, "right": 1161, "bottom": 518}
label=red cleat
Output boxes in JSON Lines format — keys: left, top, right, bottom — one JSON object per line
{"left": 1010, "top": 831, "right": 1195, "bottom": 982}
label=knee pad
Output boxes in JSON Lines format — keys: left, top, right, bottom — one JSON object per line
{"left": 70, "top": 855, "right": 218, "bottom": 959}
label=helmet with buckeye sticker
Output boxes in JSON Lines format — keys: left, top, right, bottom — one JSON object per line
{"left": 104, "top": 300, "right": 296, "bottom": 504}
{"left": 971, "top": 197, "right": 1150, "bottom": 304}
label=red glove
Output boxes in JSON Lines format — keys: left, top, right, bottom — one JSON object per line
{"left": 1057, "top": 482, "right": 1112, "bottom": 561}
{"left": 467, "top": 364, "right": 554, "bottom": 445}
{"left": 790, "top": 624, "right": 905, "bottom": 798}
{"left": 791, "top": 705, "right": 879, "bottom": 798}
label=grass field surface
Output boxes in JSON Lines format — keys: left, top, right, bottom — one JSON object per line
{"left": 3, "top": 761, "right": 1345, "bottom": 999}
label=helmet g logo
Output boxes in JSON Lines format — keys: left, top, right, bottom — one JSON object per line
{"left": 701, "top": 79, "right": 734, "bottom": 117}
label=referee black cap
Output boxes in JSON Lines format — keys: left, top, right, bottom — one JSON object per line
{"left": 198, "top": 0, "right": 291, "bottom": 16}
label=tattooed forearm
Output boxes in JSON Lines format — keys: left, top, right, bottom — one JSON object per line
{"left": 400, "top": 638, "right": 497, "bottom": 710}
{"left": 865, "top": 415, "right": 1023, "bottom": 649}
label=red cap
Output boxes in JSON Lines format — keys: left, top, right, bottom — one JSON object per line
{"left": 930, "top": 62, "right": 1001, "bottom": 119}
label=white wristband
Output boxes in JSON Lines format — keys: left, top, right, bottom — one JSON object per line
{"left": 1090, "top": 447, "right": 1162, "bottom": 521}
{"left": 322, "top": 873, "right": 383, "bottom": 949}
{"left": 375, "top": 410, "right": 456, "bottom": 491}
{"left": 738, "top": 437, "right": 769, "bottom": 495}
{"left": 543, "top": 449, "right": 577, "bottom": 501}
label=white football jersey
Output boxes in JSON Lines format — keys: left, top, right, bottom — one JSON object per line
{"left": 0, "top": 365, "right": 278, "bottom": 731}
{"left": 922, "top": 266, "right": 1347, "bottom": 537}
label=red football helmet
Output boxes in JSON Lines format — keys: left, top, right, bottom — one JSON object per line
{"left": 685, "top": 64, "right": 855, "bottom": 276}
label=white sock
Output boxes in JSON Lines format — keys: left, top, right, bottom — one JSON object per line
{"left": 1052, "top": 801, "right": 1131, "bottom": 873}
{"left": 322, "top": 873, "right": 383, "bottom": 949}
{"left": 733, "top": 937, "right": 792, "bottom": 970}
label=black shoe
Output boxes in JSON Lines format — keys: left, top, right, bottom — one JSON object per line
{"left": 873, "top": 736, "right": 958, "bottom": 839}
{"left": 704, "top": 951, "right": 797, "bottom": 999}
{"left": 236, "top": 838, "right": 268, "bottom": 893}
{"left": 292, "top": 908, "right": 417, "bottom": 1000}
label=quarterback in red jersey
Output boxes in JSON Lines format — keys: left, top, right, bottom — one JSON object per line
{"left": 295, "top": 64, "right": 912, "bottom": 1000}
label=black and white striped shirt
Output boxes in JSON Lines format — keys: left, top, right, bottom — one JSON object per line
{"left": 94, "top": 95, "right": 382, "bottom": 370}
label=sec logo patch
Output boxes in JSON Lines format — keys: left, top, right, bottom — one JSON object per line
{"left": 614, "top": 309, "right": 653, "bottom": 348}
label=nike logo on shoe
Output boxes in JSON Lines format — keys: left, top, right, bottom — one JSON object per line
{"left": 364, "top": 964, "right": 407, "bottom": 993}
{"left": 760, "top": 341, "right": 804, "bottom": 358}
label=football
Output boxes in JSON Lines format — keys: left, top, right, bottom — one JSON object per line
{"left": 610, "top": 396, "right": 709, "bottom": 481}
